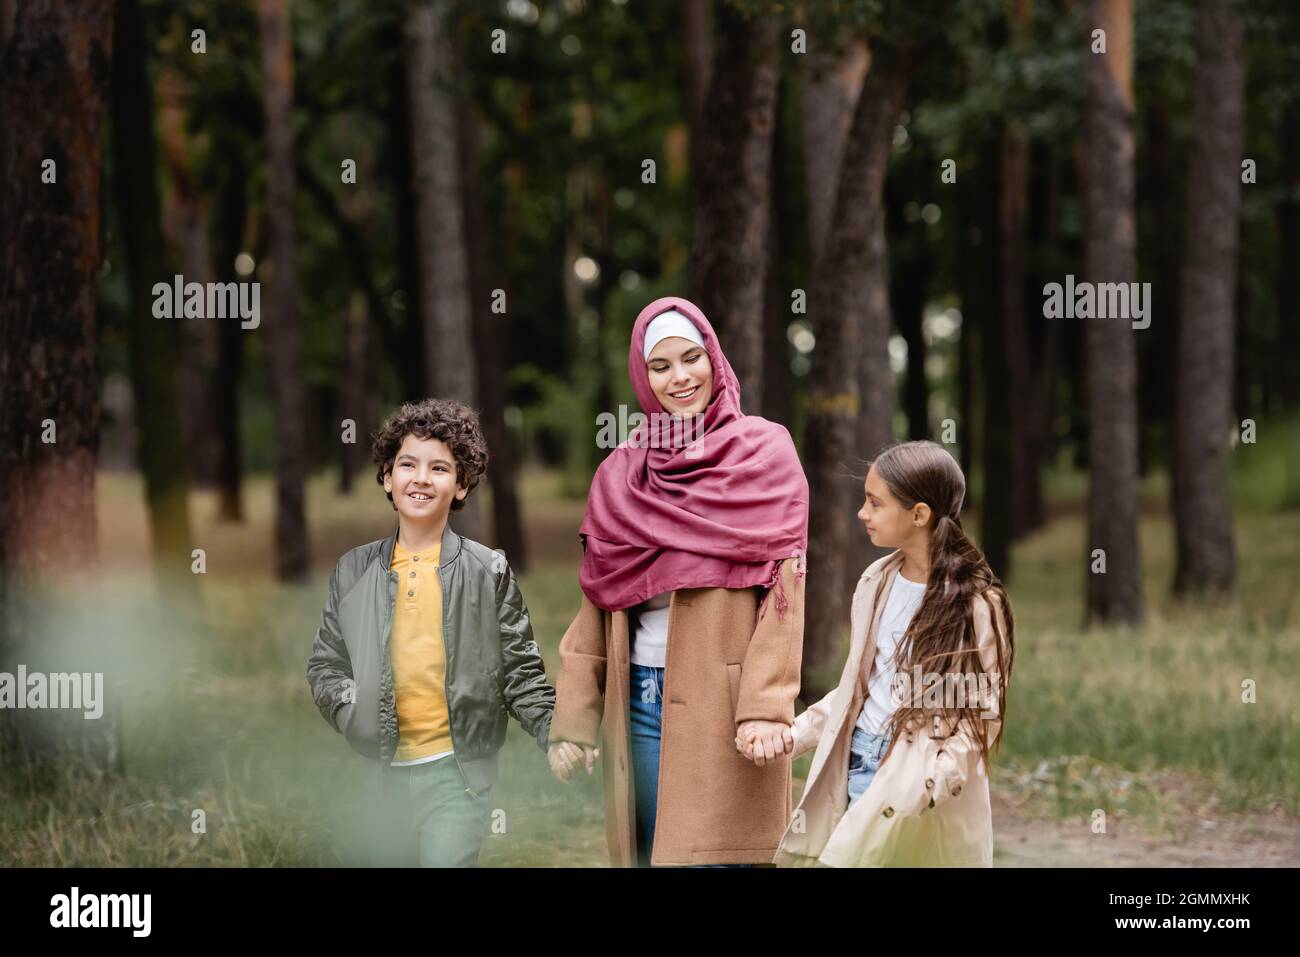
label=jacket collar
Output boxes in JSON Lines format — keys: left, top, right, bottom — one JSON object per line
{"left": 862, "top": 548, "right": 905, "bottom": 581}
{"left": 378, "top": 520, "right": 463, "bottom": 572}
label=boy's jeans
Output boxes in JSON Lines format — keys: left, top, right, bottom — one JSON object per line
{"left": 846, "top": 726, "right": 891, "bottom": 808}
{"left": 369, "top": 756, "right": 494, "bottom": 867}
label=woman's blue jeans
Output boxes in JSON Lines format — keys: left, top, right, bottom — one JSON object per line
{"left": 629, "top": 663, "right": 666, "bottom": 868}
{"left": 629, "top": 662, "right": 752, "bottom": 868}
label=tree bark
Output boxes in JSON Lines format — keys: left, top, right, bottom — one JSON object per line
{"left": 689, "top": 0, "right": 779, "bottom": 403}
{"left": 460, "top": 97, "right": 527, "bottom": 568}
{"left": 208, "top": 128, "right": 247, "bottom": 522}
{"left": 1083, "top": 0, "right": 1143, "bottom": 625}
{"left": 1172, "top": 0, "right": 1243, "bottom": 596}
{"left": 110, "top": 0, "right": 196, "bottom": 586}
{"left": 0, "top": 0, "right": 118, "bottom": 771}
{"left": 404, "top": 0, "right": 484, "bottom": 541}
{"left": 801, "top": 38, "right": 869, "bottom": 269}
{"left": 259, "top": 0, "right": 309, "bottom": 580}
{"left": 802, "top": 42, "right": 911, "bottom": 701}
{"left": 1276, "top": 94, "right": 1300, "bottom": 409}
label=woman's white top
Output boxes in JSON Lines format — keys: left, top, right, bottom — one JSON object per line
{"left": 630, "top": 591, "right": 672, "bottom": 668}
{"left": 856, "top": 572, "right": 927, "bottom": 735}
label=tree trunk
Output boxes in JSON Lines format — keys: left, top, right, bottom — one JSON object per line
{"left": 801, "top": 38, "right": 870, "bottom": 269}
{"left": 0, "top": 0, "right": 119, "bottom": 771}
{"left": 689, "top": 0, "right": 779, "bottom": 402}
{"left": 460, "top": 97, "right": 527, "bottom": 569}
{"left": 682, "top": 0, "right": 711, "bottom": 188}
{"left": 1000, "top": 121, "right": 1045, "bottom": 541}
{"left": 1083, "top": 0, "right": 1143, "bottom": 625}
{"left": 802, "top": 42, "right": 911, "bottom": 701}
{"left": 1172, "top": 0, "right": 1243, "bottom": 596}
{"left": 110, "top": 0, "right": 196, "bottom": 588}
{"left": 259, "top": 0, "right": 309, "bottom": 580}
{"left": 404, "top": 0, "right": 484, "bottom": 541}
{"left": 339, "top": 291, "right": 375, "bottom": 495}
{"left": 208, "top": 129, "right": 247, "bottom": 522}
{"left": 1276, "top": 93, "right": 1300, "bottom": 409}
{"left": 979, "top": 135, "right": 1012, "bottom": 580}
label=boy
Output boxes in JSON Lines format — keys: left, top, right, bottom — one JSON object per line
{"left": 307, "top": 398, "right": 554, "bottom": 867}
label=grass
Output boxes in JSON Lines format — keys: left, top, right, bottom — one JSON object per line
{"left": 1, "top": 453, "right": 1297, "bottom": 865}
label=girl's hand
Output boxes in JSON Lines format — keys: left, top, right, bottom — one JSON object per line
{"left": 548, "top": 741, "right": 599, "bottom": 782}
{"left": 736, "top": 720, "right": 793, "bottom": 767}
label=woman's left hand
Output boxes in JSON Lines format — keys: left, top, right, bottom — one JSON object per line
{"left": 736, "top": 720, "right": 791, "bottom": 767}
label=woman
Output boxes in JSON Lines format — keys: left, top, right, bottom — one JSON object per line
{"left": 547, "top": 296, "right": 810, "bottom": 867}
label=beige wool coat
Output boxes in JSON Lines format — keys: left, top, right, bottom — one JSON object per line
{"left": 550, "top": 556, "right": 805, "bottom": 866}
{"left": 773, "top": 550, "right": 1010, "bottom": 868}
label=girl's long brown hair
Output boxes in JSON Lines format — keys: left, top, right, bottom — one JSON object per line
{"left": 868, "top": 441, "right": 1015, "bottom": 773}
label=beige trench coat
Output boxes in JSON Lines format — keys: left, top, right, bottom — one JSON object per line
{"left": 550, "top": 556, "right": 805, "bottom": 866}
{"left": 773, "top": 550, "right": 1010, "bottom": 868}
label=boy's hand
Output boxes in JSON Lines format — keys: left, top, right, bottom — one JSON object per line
{"left": 736, "top": 720, "right": 794, "bottom": 767}
{"left": 548, "top": 740, "right": 599, "bottom": 782}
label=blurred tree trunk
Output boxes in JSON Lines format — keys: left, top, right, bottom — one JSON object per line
{"left": 802, "top": 41, "right": 911, "bottom": 701}
{"left": 208, "top": 128, "right": 247, "bottom": 522}
{"left": 1277, "top": 93, "right": 1300, "bottom": 409}
{"left": 259, "top": 0, "right": 309, "bottom": 580}
{"left": 1000, "top": 0, "right": 1044, "bottom": 543}
{"left": 460, "top": 98, "right": 527, "bottom": 569}
{"left": 158, "top": 64, "right": 219, "bottom": 491}
{"left": 339, "top": 291, "right": 376, "bottom": 495}
{"left": 887, "top": 184, "right": 929, "bottom": 441}
{"left": 1141, "top": 100, "right": 1179, "bottom": 477}
{"left": 1083, "top": 0, "right": 1142, "bottom": 625}
{"left": 760, "top": 70, "right": 791, "bottom": 427}
{"left": 110, "top": 0, "right": 195, "bottom": 589}
{"left": 689, "top": 0, "right": 779, "bottom": 401}
{"left": 0, "top": 0, "right": 118, "bottom": 771}
{"left": 979, "top": 135, "right": 1012, "bottom": 580}
{"left": 383, "top": 11, "right": 425, "bottom": 400}
{"left": 1172, "top": 0, "right": 1243, "bottom": 597}
{"left": 404, "top": 0, "right": 484, "bottom": 541}
{"left": 681, "top": 0, "right": 711, "bottom": 188}
{"left": 801, "top": 35, "right": 873, "bottom": 584}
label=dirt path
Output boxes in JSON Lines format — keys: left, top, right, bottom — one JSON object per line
{"left": 991, "top": 793, "right": 1300, "bottom": 866}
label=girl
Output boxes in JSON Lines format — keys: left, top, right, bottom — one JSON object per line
{"left": 767, "top": 440, "right": 1014, "bottom": 867}
{"left": 547, "top": 296, "right": 810, "bottom": 867}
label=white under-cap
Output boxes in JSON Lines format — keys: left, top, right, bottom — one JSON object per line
{"left": 643, "top": 309, "right": 705, "bottom": 361}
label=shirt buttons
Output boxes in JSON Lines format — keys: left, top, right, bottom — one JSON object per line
{"left": 409, "top": 571, "right": 416, "bottom": 578}
{"left": 407, "top": 589, "right": 415, "bottom": 597}
{"left": 412, "top": 556, "right": 420, "bottom": 562}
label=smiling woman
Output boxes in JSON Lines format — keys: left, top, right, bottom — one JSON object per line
{"left": 548, "top": 295, "right": 810, "bottom": 868}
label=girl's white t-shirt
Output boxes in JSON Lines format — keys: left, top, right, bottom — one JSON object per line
{"left": 856, "top": 571, "right": 927, "bottom": 736}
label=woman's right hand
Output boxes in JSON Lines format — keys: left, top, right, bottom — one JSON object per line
{"left": 548, "top": 740, "right": 599, "bottom": 781}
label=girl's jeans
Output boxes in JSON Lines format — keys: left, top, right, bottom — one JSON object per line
{"left": 847, "top": 727, "right": 891, "bottom": 808}
{"left": 629, "top": 662, "right": 751, "bottom": 868}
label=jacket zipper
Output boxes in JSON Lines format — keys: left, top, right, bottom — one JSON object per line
{"left": 438, "top": 554, "right": 479, "bottom": 799}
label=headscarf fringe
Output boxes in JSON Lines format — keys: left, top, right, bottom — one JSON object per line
{"left": 757, "top": 555, "right": 803, "bottom": 624}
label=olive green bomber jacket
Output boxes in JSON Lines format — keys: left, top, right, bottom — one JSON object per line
{"left": 306, "top": 523, "right": 554, "bottom": 795}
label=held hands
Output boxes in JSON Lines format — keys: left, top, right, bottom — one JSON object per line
{"left": 734, "top": 720, "right": 794, "bottom": 767}
{"left": 548, "top": 740, "right": 599, "bottom": 782}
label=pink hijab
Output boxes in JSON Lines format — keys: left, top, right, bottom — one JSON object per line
{"left": 578, "top": 296, "right": 809, "bottom": 618}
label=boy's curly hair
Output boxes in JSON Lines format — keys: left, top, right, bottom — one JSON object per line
{"left": 371, "top": 398, "right": 489, "bottom": 512}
